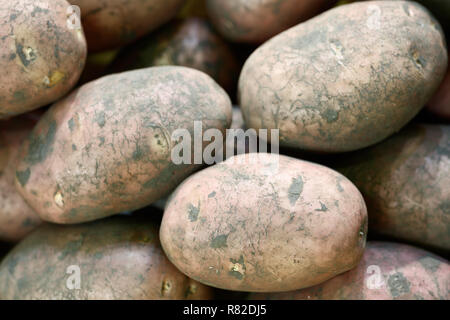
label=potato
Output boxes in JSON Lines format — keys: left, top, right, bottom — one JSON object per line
{"left": 427, "top": 61, "right": 450, "bottom": 120}
{"left": 0, "top": 116, "right": 42, "bottom": 242}
{"left": 111, "top": 18, "right": 239, "bottom": 95}
{"left": 249, "top": 242, "right": 450, "bottom": 300}
{"left": 0, "top": 0, "right": 87, "bottom": 119}
{"left": 335, "top": 124, "right": 450, "bottom": 252}
{"left": 0, "top": 215, "right": 214, "bottom": 299}
{"left": 14, "top": 66, "right": 232, "bottom": 224}
{"left": 69, "top": 0, "right": 186, "bottom": 52}
{"left": 160, "top": 153, "right": 368, "bottom": 292}
{"left": 238, "top": 1, "right": 448, "bottom": 152}
{"left": 206, "top": 0, "right": 337, "bottom": 44}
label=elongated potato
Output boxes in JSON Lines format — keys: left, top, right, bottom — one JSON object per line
{"left": 160, "top": 153, "right": 368, "bottom": 292}
{"left": 0, "top": 215, "right": 213, "bottom": 300}
{"left": 0, "top": 0, "right": 87, "bottom": 119}
{"left": 14, "top": 66, "right": 232, "bottom": 224}
{"left": 335, "top": 124, "right": 449, "bottom": 252}
{"left": 239, "top": 1, "right": 448, "bottom": 152}
{"left": 0, "top": 116, "right": 42, "bottom": 242}
{"left": 250, "top": 242, "right": 450, "bottom": 300}
{"left": 111, "top": 18, "right": 239, "bottom": 95}
{"left": 69, "top": 0, "right": 186, "bottom": 52}
{"left": 206, "top": 0, "right": 337, "bottom": 43}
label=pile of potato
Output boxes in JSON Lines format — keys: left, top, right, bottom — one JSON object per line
{"left": 0, "top": 0, "right": 449, "bottom": 300}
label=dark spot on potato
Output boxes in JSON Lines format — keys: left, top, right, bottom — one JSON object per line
{"left": 288, "top": 176, "right": 304, "bottom": 206}
{"left": 187, "top": 203, "right": 200, "bottom": 222}
{"left": 210, "top": 234, "right": 228, "bottom": 248}
{"left": 419, "top": 256, "right": 441, "bottom": 273}
{"left": 322, "top": 108, "right": 339, "bottom": 123}
{"left": 387, "top": 272, "right": 411, "bottom": 298}
{"left": 15, "top": 42, "right": 36, "bottom": 67}
{"left": 208, "top": 191, "right": 216, "bottom": 198}
{"left": 68, "top": 118, "right": 75, "bottom": 132}
{"left": 26, "top": 120, "right": 57, "bottom": 166}
{"left": 94, "top": 111, "right": 106, "bottom": 128}
{"left": 12, "top": 90, "right": 26, "bottom": 103}
{"left": 72, "top": 144, "right": 77, "bottom": 151}
{"left": 228, "top": 270, "right": 244, "bottom": 280}
{"left": 9, "top": 53, "right": 16, "bottom": 60}
{"left": 31, "top": 6, "right": 49, "bottom": 17}
{"left": 16, "top": 168, "right": 31, "bottom": 187}
{"left": 315, "top": 202, "right": 328, "bottom": 212}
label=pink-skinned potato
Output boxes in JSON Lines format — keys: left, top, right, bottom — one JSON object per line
{"left": 69, "top": 0, "right": 186, "bottom": 52}
{"left": 0, "top": 215, "right": 213, "bottom": 299}
{"left": 14, "top": 66, "right": 232, "bottom": 224}
{"left": 206, "top": 0, "right": 337, "bottom": 44}
{"left": 0, "top": 116, "right": 42, "bottom": 242}
{"left": 0, "top": 0, "right": 87, "bottom": 119}
{"left": 110, "top": 17, "right": 240, "bottom": 96}
{"left": 249, "top": 242, "right": 450, "bottom": 300}
{"left": 160, "top": 153, "right": 367, "bottom": 292}
{"left": 335, "top": 124, "right": 450, "bottom": 252}
{"left": 238, "top": 1, "right": 448, "bottom": 152}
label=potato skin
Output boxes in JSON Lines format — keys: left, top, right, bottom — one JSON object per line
{"left": 249, "top": 242, "right": 450, "bottom": 300}
{"left": 14, "top": 66, "right": 232, "bottom": 224}
{"left": 427, "top": 62, "right": 450, "bottom": 120}
{"left": 0, "top": 215, "right": 213, "bottom": 300}
{"left": 111, "top": 18, "right": 239, "bottom": 95}
{"left": 0, "top": 0, "right": 87, "bottom": 119}
{"left": 69, "top": 0, "right": 186, "bottom": 52}
{"left": 238, "top": 1, "right": 448, "bottom": 152}
{"left": 206, "top": 0, "right": 337, "bottom": 44}
{"left": 335, "top": 124, "right": 450, "bottom": 252}
{"left": 160, "top": 153, "right": 367, "bottom": 292}
{"left": 0, "top": 116, "right": 42, "bottom": 242}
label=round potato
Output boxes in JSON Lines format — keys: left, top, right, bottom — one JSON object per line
{"left": 160, "top": 153, "right": 368, "bottom": 292}
{"left": 0, "top": 215, "right": 213, "bottom": 299}
{"left": 69, "top": 0, "right": 186, "bottom": 52}
{"left": 0, "top": 0, "right": 87, "bottom": 119}
{"left": 427, "top": 61, "right": 450, "bottom": 120}
{"left": 250, "top": 242, "right": 450, "bottom": 300}
{"left": 0, "top": 116, "right": 42, "bottom": 242}
{"left": 335, "top": 124, "right": 450, "bottom": 252}
{"left": 111, "top": 18, "right": 239, "bottom": 95}
{"left": 206, "top": 0, "right": 337, "bottom": 44}
{"left": 238, "top": 1, "right": 448, "bottom": 152}
{"left": 14, "top": 66, "right": 232, "bottom": 224}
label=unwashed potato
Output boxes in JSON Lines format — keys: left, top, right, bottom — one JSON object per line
{"left": 0, "top": 116, "right": 42, "bottom": 242}
{"left": 249, "top": 242, "right": 450, "bottom": 300}
{"left": 14, "top": 66, "right": 232, "bottom": 224}
{"left": 0, "top": 0, "right": 87, "bottom": 119}
{"left": 335, "top": 124, "right": 450, "bottom": 252}
{"left": 206, "top": 0, "right": 337, "bottom": 44}
{"left": 111, "top": 18, "right": 240, "bottom": 95}
{"left": 427, "top": 62, "right": 450, "bottom": 120}
{"left": 160, "top": 153, "right": 368, "bottom": 292}
{"left": 69, "top": 0, "right": 186, "bottom": 52}
{"left": 239, "top": 1, "right": 448, "bottom": 152}
{"left": 0, "top": 215, "right": 214, "bottom": 299}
